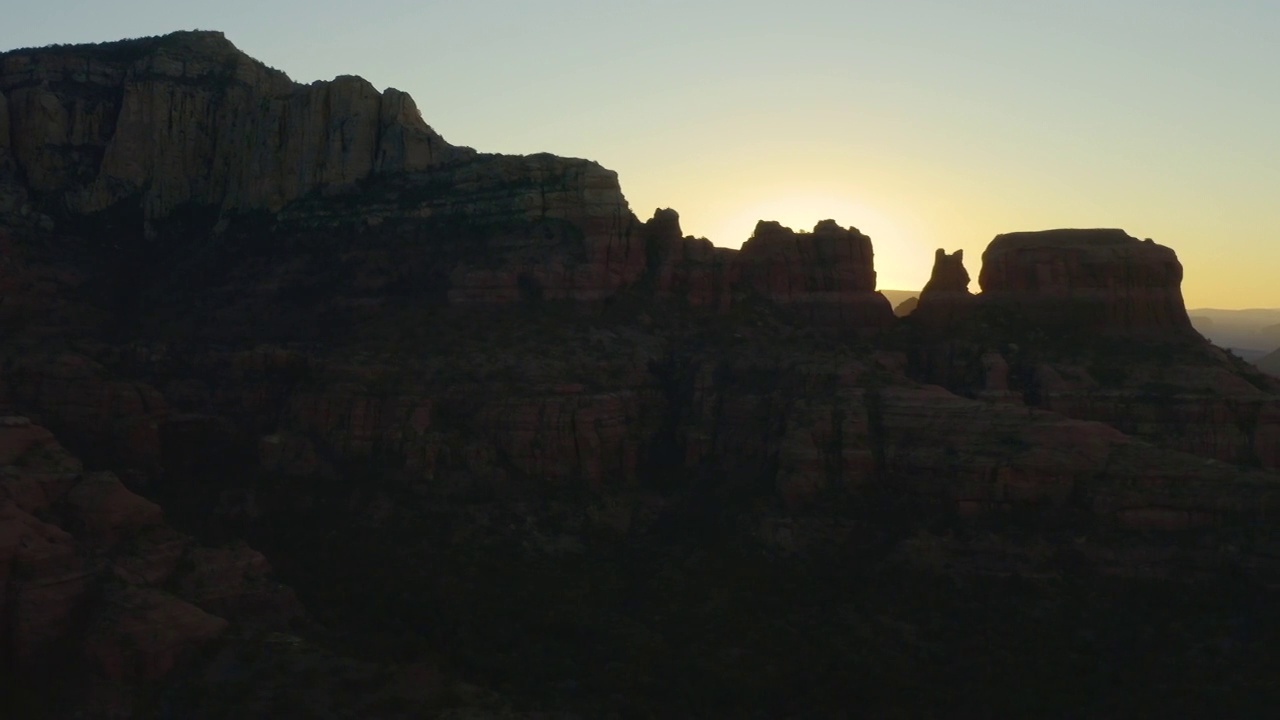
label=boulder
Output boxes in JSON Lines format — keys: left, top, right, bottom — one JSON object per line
{"left": 63, "top": 472, "right": 164, "bottom": 547}
{"left": 82, "top": 587, "right": 228, "bottom": 682}
{"left": 171, "top": 544, "right": 302, "bottom": 626}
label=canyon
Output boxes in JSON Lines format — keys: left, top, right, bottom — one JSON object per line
{"left": 3, "top": 30, "right": 1280, "bottom": 718}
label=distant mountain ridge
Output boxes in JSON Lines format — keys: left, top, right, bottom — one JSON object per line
{"left": 1258, "top": 347, "right": 1280, "bottom": 377}
{"left": 1188, "top": 308, "right": 1280, "bottom": 359}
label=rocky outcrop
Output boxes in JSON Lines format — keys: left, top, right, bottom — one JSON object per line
{"left": 737, "top": 220, "right": 894, "bottom": 329}
{"left": 82, "top": 587, "right": 228, "bottom": 682}
{"left": 0, "top": 31, "right": 469, "bottom": 225}
{"left": 873, "top": 384, "right": 1280, "bottom": 528}
{"left": 0, "top": 33, "right": 915, "bottom": 320}
{"left": 892, "top": 296, "right": 918, "bottom": 317}
{"left": 433, "top": 155, "right": 646, "bottom": 303}
{"left": 911, "top": 248, "right": 974, "bottom": 327}
{"left": 643, "top": 208, "right": 735, "bottom": 309}
{"left": 978, "top": 229, "right": 1195, "bottom": 336}
{"left": 0, "top": 500, "right": 87, "bottom": 666}
{"left": 643, "top": 211, "right": 897, "bottom": 329}
{"left": 0, "top": 418, "right": 299, "bottom": 683}
{"left": 1023, "top": 351, "right": 1280, "bottom": 470}
{"left": 896, "top": 232, "right": 1280, "bottom": 472}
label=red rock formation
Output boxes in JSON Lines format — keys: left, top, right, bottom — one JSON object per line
{"left": 438, "top": 155, "right": 647, "bottom": 303}
{"left": 643, "top": 211, "right": 896, "bottom": 331}
{"left": 901, "top": 233, "right": 1280, "bottom": 471}
{"left": 978, "top": 229, "right": 1195, "bottom": 335}
{"left": 1025, "top": 353, "right": 1280, "bottom": 470}
{"left": 737, "top": 220, "right": 894, "bottom": 330}
{"left": 912, "top": 248, "right": 974, "bottom": 328}
{"left": 0, "top": 418, "right": 298, "bottom": 682}
{"left": 0, "top": 31, "right": 470, "bottom": 224}
{"left": 82, "top": 587, "right": 228, "bottom": 681}
{"left": 1, "top": 33, "right": 912, "bottom": 319}
{"left": 171, "top": 544, "right": 300, "bottom": 625}
{"left": 643, "top": 208, "right": 735, "bottom": 309}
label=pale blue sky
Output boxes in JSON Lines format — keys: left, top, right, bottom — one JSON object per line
{"left": 4, "top": 1, "right": 1278, "bottom": 306}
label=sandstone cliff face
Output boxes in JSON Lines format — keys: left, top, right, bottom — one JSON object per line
{"left": 15, "top": 331, "right": 1274, "bottom": 541}
{"left": 643, "top": 208, "right": 735, "bottom": 309}
{"left": 436, "top": 155, "right": 645, "bottom": 303}
{"left": 1022, "top": 353, "right": 1280, "bottom": 470}
{"left": 978, "top": 229, "right": 1194, "bottom": 335}
{"left": 899, "top": 232, "right": 1280, "bottom": 472}
{"left": 0, "top": 31, "right": 469, "bottom": 225}
{"left": 641, "top": 212, "right": 894, "bottom": 329}
{"left": 0, "top": 90, "right": 36, "bottom": 225}
{"left": 0, "top": 33, "right": 909, "bottom": 316}
{"left": 197, "top": 152, "right": 651, "bottom": 308}
{"left": 738, "top": 220, "right": 894, "bottom": 329}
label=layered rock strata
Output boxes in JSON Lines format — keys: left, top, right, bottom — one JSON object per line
{"left": 736, "top": 220, "right": 894, "bottom": 328}
{"left": 901, "top": 235, "right": 1280, "bottom": 470}
{"left": 0, "top": 30, "right": 468, "bottom": 224}
{"left": 642, "top": 211, "right": 894, "bottom": 328}
{"left": 0, "top": 33, "right": 904, "bottom": 326}
{"left": 978, "top": 229, "right": 1195, "bottom": 335}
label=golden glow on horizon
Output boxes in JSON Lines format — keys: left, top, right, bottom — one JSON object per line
{"left": 11, "top": 4, "right": 1272, "bottom": 307}
{"left": 690, "top": 190, "right": 937, "bottom": 294}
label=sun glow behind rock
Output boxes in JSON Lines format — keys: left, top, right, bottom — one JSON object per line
{"left": 707, "top": 191, "right": 933, "bottom": 294}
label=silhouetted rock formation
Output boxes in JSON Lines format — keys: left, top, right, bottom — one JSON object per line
{"left": 978, "top": 229, "right": 1195, "bottom": 336}
{"left": 892, "top": 296, "right": 918, "bottom": 317}
{"left": 643, "top": 208, "right": 734, "bottom": 309}
{"left": 912, "top": 248, "right": 974, "bottom": 328}
{"left": 0, "top": 32, "right": 906, "bottom": 316}
{"left": 643, "top": 212, "right": 894, "bottom": 328}
{"left": 736, "top": 220, "right": 894, "bottom": 329}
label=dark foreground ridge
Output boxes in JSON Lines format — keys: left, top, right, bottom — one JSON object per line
{"left": 3, "top": 31, "right": 1280, "bottom": 718}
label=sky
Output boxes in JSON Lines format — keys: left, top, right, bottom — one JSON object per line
{"left": 4, "top": 1, "right": 1279, "bottom": 307}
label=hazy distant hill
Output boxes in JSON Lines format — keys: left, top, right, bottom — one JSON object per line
{"left": 1189, "top": 308, "right": 1280, "bottom": 359}
{"left": 893, "top": 296, "right": 919, "bottom": 317}
{"left": 1258, "top": 347, "right": 1280, "bottom": 376}
{"left": 880, "top": 289, "right": 919, "bottom": 308}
